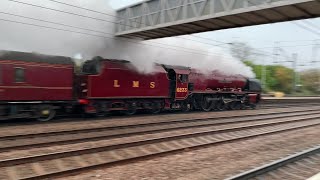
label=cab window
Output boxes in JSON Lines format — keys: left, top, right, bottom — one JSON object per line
{"left": 15, "top": 67, "right": 25, "bottom": 82}
{"left": 178, "top": 74, "right": 188, "bottom": 83}
{"left": 82, "top": 60, "right": 102, "bottom": 75}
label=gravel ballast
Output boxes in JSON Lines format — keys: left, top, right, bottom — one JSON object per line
{"left": 58, "top": 125, "right": 320, "bottom": 180}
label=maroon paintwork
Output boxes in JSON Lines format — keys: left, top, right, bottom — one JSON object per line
{"left": 173, "top": 68, "right": 190, "bottom": 100}
{"left": 0, "top": 60, "right": 74, "bottom": 101}
{"left": 189, "top": 69, "right": 247, "bottom": 92}
{"left": 0, "top": 50, "right": 261, "bottom": 121}
{"left": 84, "top": 60, "right": 170, "bottom": 99}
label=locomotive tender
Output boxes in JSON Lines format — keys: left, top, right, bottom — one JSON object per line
{"left": 0, "top": 50, "right": 261, "bottom": 121}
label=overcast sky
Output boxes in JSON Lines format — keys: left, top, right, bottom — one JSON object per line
{"left": 0, "top": 0, "right": 318, "bottom": 72}
{"left": 110, "top": 0, "right": 320, "bottom": 70}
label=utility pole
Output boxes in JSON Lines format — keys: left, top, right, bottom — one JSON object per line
{"left": 311, "top": 40, "right": 320, "bottom": 91}
{"left": 262, "top": 41, "right": 279, "bottom": 91}
{"left": 273, "top": 41, "right": 280, "bottom": 64}
{"left": 261, "top": 58, "right": 266, "bottom": 90}
{"left": 292, "top": 53, "right": 298, "bottom": 94}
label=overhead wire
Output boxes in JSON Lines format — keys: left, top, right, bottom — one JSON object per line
{"left": 0, "top": 12, "right": 229, "bottom": 57}
{"left": 41, "top": 0, "right": 292, "bottom": 60}
{"left": 0, "top": 10, "right": 290, "bottom": 62}
{"left": 1, "top": 1, "right": 235, "bottom": 56}
{"left": 0, "top": 18, "right": 239, "bottom": 59}
{"left": 46, "top": 0, "right": 320, "bottom": 41}
{"left": 192, "top": 0, "right": 320, "bottom": 62}
{"left": 46, "top": 0, "right": 119, "bottom": 18}
{"left": 293, "top": 21, "right": 320, "bottom": 36}
{"left": 5, "top": 0, "right": 307, "bottom": 55}
{"left": 5, "top": 0, "right": 278, "bottom": 61}
{"left": 7, "top": 0, "right": 227, "bottom": 47}
{"left": 47, "top": 0, "right": 319, "bottom": 45}
{"left": 302, "top": 20, "right": 320, "bottom": 30}
{"left": 2, "top": 10, "right": 314, "bottom": 52}
{"left": 44, "top": 0, "right": 267, "bottom": 48}
{"left": 247, "top": 0, "right": 320, "bottom": 36}
{"left": 4, "top": 0, "right": 316, "bottom": 62}
{"left": 0, "top": 11, "right": 109, "bottom": 35}
{"left": 257, "top": 43, "right": 319, "bottom": 49}
{"left": 272, "top": 39, "right": 320, "bottom": 43}
{"left": 194, "top": 0, "right": 320, "bottom": 62}
{"left": 6, "top": 0, "right": 120, "bottom": 25}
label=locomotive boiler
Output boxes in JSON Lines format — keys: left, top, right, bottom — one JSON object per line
{"left": 188, "top": 69, "right": 261, "bottom": 111}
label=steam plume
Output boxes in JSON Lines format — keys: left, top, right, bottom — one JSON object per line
{"left": 0, "top": 0, "right": 254, "bottom": 77}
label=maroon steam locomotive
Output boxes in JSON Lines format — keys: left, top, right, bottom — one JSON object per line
{"left": 0, "top": 51, "right": 261, "bottom": 121}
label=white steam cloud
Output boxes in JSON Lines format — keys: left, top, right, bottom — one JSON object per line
{"left": 0, "top": 0, "right": 254, "bottom": 77}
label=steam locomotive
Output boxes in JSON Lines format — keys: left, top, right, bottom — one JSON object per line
{"left": 0, "top": 50, "right": 261, "bottom": 121}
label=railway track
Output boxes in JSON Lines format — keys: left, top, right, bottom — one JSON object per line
{"left": 260, "top": 103, "right": 320, "bottom": 109}
{"left": 1, "top": 107, "right": 320, "bottom": 151}
{"left": 226, "top": 145, "right": 320, "bottom": 180}
{"left": 1, "top": 105, "right": 319, "bottom": 136}
{"left": 0, "top": 107, "right": 320, "bottom": 179}
{"left": 0, "top": 101, "right": 317, "bottom": 126}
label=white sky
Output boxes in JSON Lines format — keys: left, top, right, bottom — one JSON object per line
{"left": 0, "top": 0, "right": 318, "bottom": 72}
{"left": 110, "top": 0, "right": 320, "bottom": 71}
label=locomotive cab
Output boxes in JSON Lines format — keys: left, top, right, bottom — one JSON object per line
{"left": 162, "top": 65, "right": 190, "bottom": 101}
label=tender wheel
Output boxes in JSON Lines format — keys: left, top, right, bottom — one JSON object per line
{"left": 125, "top": 109, "right": 136, "bottom": 115}
{"left": 94, "top": 103, "right": 109, "bottom": 117}
{"left": 124, "top": 102, "right": 137, "bottom": 115}
{"left": 37, "top": 107, "right": 56, "bottom": 121}
{"left": 150, "top": 102, "right": 162, "bottom": 114}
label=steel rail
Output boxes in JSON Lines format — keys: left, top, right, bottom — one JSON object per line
{"left": 0, "top": 100, "right": 318, "bottom": 126}
{"left": 0, "top": 110, "right": 319, "bottom": 152}
{"left": 2, "top": 106, "right": 320, "bottom": 139}
{"left": 0, "top": 116, "right": 320, "bottom": 179}
{"left": 226, "top": 145, "right": 320, "bottom": 180}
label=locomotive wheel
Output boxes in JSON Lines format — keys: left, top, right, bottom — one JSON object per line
{"left": 37, "top": 106, "right": 56, "bottom": 122}
{"left": 211, "top": 101, "right": 217, "bottom": 110}
{"left": 228, "top": 101, "right": 236, "bottom": 110}
{"left": 250, "top": 104, "right": 257, "bottom": 109}
{"left": 216, "top": 100, "right": 226, "bottom": 111}
{"left": 234, "top": 102, "right": 242, "bottom": 110}
{"left": 240, "top": 103, "right": 246, "bottom": 110}
{"left": 200, "top": 95, "right": 213, "bottom": 112}
{"left": 95, "top": 111, "right": 109, "bottom": 117}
